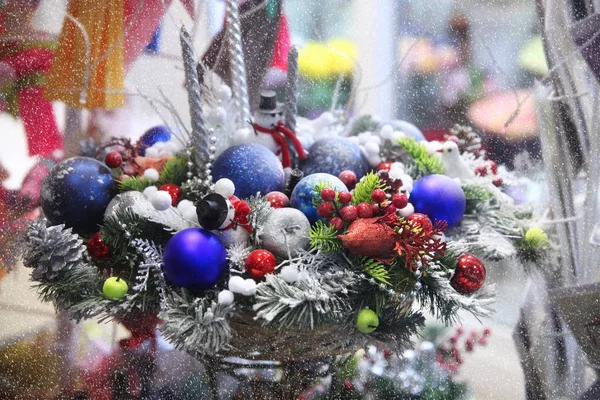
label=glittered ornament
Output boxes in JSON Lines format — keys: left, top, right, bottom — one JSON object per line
{"left": 260, "top": 207, "right": 311, "bottom": 258}
{"left": 356, "top": 308, "right": 379, "bottom": 333}
{"left": 450, "top": 254, "right": 486, "bottom": 294}
{"left": 104, "top": 191, "right": 148, "bottom": 219}
{"left": 41, "top": 157, "right": 118, "bottom": 234}
{"left": 212, "top": 143, "right": 285, "bottom": 199}
{"left": 159, "top": 183, "right": 182, "bottom": 205}
{"left": 138, "top": 126, "right": 172, "bottom": 156}
{"left": 245, "top": 249, "right": 277, "bottom": 280}
{"left": 302, "top": 137, "right": 370, "bottom": 178}
{"left": 290, "top": 173, "right": 347, "bottom": 223}
{"left": 265, "top": 191, "right": 290, "bottom": 208}
{"left": 104, "top": 151, "right": 123, "bottom": 168}
{"left": 409, "top": 174, "right": 466, "bottom": 229}
{"left": 338, "top": 218, "right": 396, "bottom": 257}
{"left": 87, "top": 232, "right": 110, "bottom": 261}
{"left": 103, "top": 277, "right": 128, "bottom": 300}
{"left": 163, "top": 228, "right": 227, "bottom": 290}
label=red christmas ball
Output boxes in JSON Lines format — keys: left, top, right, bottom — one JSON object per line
{"left": 392, "top": 193, "right": 408, "bottom": 209}
{"left": 329, "top": 217, "right": 344, "bottom": 231}
{"left": 87, "top": 232, "right": 110, "bottom": 261}
{"left": 371, "top": 189, "right": 386, "bottom": 204}
{"left": 340, "top": 205, "right": 358, "bottom": 222}
{"left": 105, "top": 151, "right": 123, "bottom": 168}
{"left": 338, "top": 170, "right": 357, "bottom": 190}
{"left": 450, "top": 254, "right": 486, "bottom": 294}
{"left": 265, "top": 191, "right": 290, "bottom": 208}
{"left": 377, "top": 161, "right": 394, "bottom": 172}
{"left": 245, "top": 249, "right": 277, "bottom": 280}
{"left": 408, "top": 213, "right": 433, "bottom": 232}
{"left": 159, "top": 183, "right": 182, "bottom": 205}
{"left": 317, "top": 202, "right": 335, "bottom": 218}
{"left": 320, "top": 187, "right": 336, "bottom": 202}
{"left": 338, "top": 191, "right": 353, "bottom": 204}
{"left": 356, "top": 202, "right": 374, "bottom": 218}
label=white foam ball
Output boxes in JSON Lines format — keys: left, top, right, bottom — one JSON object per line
{"left": 398, "top": 203, "right": 415, "bottom": 217}
{"left": 218, "top": 290, "right": 234, "bottom": 306}
{"left": 150, "top": 191, "right": 172, "bottom": 211}
{"left": 241, "top": 279, "right": 257, "bottom": 296}
{"left": 229, "top": 276, "right": 245, "bottom": 293}
{"left": 400, "top": 183, "right": 413, "bottom": 193}
{"left": 391, "top": 131, "right": 405, "bottom": 141}
{"left": 157, "top": 149, "right": 170, "bottom": 157}
{"left": 364, "top": 141, "right": 379, "bottom": 155}
{"left": 402, "top": 174, "right": 413, "bottom": 187}
{"left": 206, "top": 106, "right": 227, "bottom": 125}
{"left": 346, "top": 136, "right": 360, "bottom": 145}
{"left": 143, "top": 185, "right": 158, "bottom": 198}
{"left": 181, "top": 206, "right": 198, "bottom": 223}
{"left": 357, "top": 132, "right": 371, "bottom": 145}
{"left": 214, "top": 178, "right": 235, "bottom": 198}
{"left": 280, "top": 266, "right": 299, "bottom": 283}
{"left": 389, "top": 167, "right": 404, "bottom": 181}
{"left": 380, "top": 124, "right": 394, "bottom": 140}
{"left": 177, "top": 199, "right": 194, "bottom": 212}
{"left": 367, "top": 135, "right": 382, "bottom": 145}
{"left": 143, "top": 168, "right": 160, "bottom": 182}
{"left": 233, "top": 128, "right": 250, "bottom": 143}
{"left": 145, "top": 147, "right": 160, "bottom": 158}
{"left": 216, "top": 85, "right": 232, "bottom": 102}
{"left": 367, "top": 154, "right": 382, "bottom": 168}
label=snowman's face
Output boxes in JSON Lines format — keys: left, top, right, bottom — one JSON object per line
{"left": 218, "top": 199, "right": 236, "bottom": 229}
{"left": 254, "top": 111, "right": 283, "bottom": 129}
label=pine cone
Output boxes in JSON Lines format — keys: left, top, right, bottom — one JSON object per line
{"left": 447, "top": 124, "right": 483, "bottom": 155}
{"left": 24, "top": 219, "right": 86, "bottom": 281}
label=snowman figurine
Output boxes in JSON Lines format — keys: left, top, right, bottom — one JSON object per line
{"left": 251, "top": 90, "right": 307, "bottom": 169}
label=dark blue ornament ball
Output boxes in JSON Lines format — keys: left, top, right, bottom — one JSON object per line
{"left": 290, "top": 173, "right": 348, "bottom": 224}
{"left": 212, "top": 143, "right": 285, "bottom": 199}
{"left": 302, "top": 137, "right": 370, "bottom": 178}
{"left": 41, "top": 157, "right": 118, "bottom": 234}
{"left": 409, "top": 174, "right": 466, "bottom": 229}
{"left": 139, "top": 125, "right": 172, "bottom": 155}
{"left": 163, "top": 228, "right": 227, "bottom": 290}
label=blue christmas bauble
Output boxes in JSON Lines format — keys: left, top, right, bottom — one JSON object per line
{"left": 290, "top": 173, "right": 348, "bottom": 223}
{"left": 302, "top": 137, "right": 370, "bottom": 178}
{"left": 163, "top": 228, "right": 227, "bottom": 290}
{"left": 41, "top": 157, "right": 118, "bottom": 234}
{"left": 387, "top": 120, "right": 425, "bottom": 141}
{"left": 139, "top": 125, "right": 172, "bottom": 155}
{"left": 212, "top": 143, "right": 285, "bottom": 199}
{"left": 409, "top": 174, "right": 466, "bottom": 229}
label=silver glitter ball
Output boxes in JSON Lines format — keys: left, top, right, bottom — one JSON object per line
{"left": 259, "top": 208, "right": 310, "bottom": 258}
{"left": 104, "top": 190, "right": 149, "bottom": 219}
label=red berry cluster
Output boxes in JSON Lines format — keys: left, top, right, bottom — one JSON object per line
{"left": 474, "top": 160, "right": 503, "bottom": 187}
{"left": 436, "top": 327, "right": 491, "bottom": 373}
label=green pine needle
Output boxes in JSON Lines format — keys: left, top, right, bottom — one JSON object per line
{"left": 397, "top": 137, "right": 446, "bottom": 177}
{"left": 352, "top": 172, "right": 386, "bottom": 205}
{"left": 462, "top": 184, "right": 493, "bottom": 202}
{"left": 158, "top": 155, "right": 189, "bottom": 186}
{"left": 119, "top": 176, "right": 154, "bottom": 192}
{"left": 360, "top": 257, "right": 391, "bottom": 285}
{"left": 309, "top": 220, "right": 342, "bottom": 252}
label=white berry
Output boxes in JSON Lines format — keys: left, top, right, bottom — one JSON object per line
{"left": 177, "top": 199, "right": 194, "bottom": 212}
{"left": 241, "top": 279, "right": 257, "bottom": 296}
{"left": 214, "top": 178, "right": 235, "bottom": 198}
{"left": 380, "top": 124, "right": 394, "bottom": 140}
{"left": 143, "top": 168, "right": 160, "bottom": 182}
{"left": 216, "top": 85, "right": 232, "bottom": 102}
{"left": 229, "top": 276, "right": 245, "bottom": 293}
{"left": 280, "top": 266, "right": 299, "bottom": 283}
{"left": 364, "top": 141, "right": 379, "bottom": 155}
{"left": 150, "top": 191, "right": 172, "bottom": 211}
{"left": 145, "top": 147, "right": 159, "bottom": 158}
{"left": 389, "top": 167, "right": 404, "bottom": 181}
{"left": 218, "top": 290, "right": 234, "bottom": 306}
{"left": 181, "top": 206, "right": 198, "bottom": 223}
{"left": 398, "top": 203, "right": 415, "bottom": 217}
{"left": 143, "top": 185, "right": 158, "bottom": 198}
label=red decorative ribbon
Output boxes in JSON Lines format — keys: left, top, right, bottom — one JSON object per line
{"left": 218, "top": 198, "right": 253, "bottom": 232}
{"left": 252, "top": 121, "right": 307, "bottom": 168}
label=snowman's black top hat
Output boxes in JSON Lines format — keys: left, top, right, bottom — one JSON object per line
{"left": 258, "top": 90, "right": 283, "bottom": 115}
{"left": 196, "top": 193, "right": 230, "bottom": 230}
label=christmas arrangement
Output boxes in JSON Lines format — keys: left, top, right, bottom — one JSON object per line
{"left": 17, "top": 15, "right": 555, "bottom": 367}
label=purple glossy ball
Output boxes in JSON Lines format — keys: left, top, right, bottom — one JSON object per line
{"left": 163, "top": 228, "right": 227, "bottom": 290}
{"left": 409, "top": 174, "right": 466, "bottom": 229}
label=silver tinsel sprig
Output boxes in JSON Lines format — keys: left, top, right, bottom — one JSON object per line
{"left": 131, "top": 239, "right": 168, "bottom": 308}
{"left": 226, "top": 241, "right": 253, "bottom": 273}
{"left": 246, "top": 194, "right": 274, "bottom": 245}
{"left": 225, "top": 0, "right": 251, "bottom": 125}
{"left": 24, "top": 219, "right": 86, "bottom": 281}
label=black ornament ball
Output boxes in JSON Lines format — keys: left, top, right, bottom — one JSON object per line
{"left": 41, "top": 157, "right": 118, "bottom": 234}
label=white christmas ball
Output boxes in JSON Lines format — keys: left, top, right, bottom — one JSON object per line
{"left": 358, "top": 132, "right": 371, "bottom": 145}
{"left": 367, "top": 135, "right": 382, "bottom": 145}
{"left": 364, "top": 141, "right": 379, "bottom": 155}
{"left": 214, "top": 178, "right": 235, "bottom": 198}
{"left": 229, "top": 276, "right": 245, "bottom": 293}
{"left": 143, "top": 185, "right": 158, "bottom": 198}
{"left": 241, "top": 279, "right": 257, "bottom": 296}
{"left": 218, "top": 290, "right": 235, "bottom": 306}
{"left": 280, "top": 266, "right": 299, "bottom": 283}
{"left": 150, "top": 190, "right": 173, "bottom": 211}
{"left": 398, "top": 203, "right": 415, "bottom": 217}
{"left": 181, "top": 206, "right": 199, "bottom": 223}
{"left": 143, "top": 168, "right": 160, "bottom": 182}
{"left": 216, "top": 85, "right": 232, "bottom": 102}
{"left": 379, "top": 124, "right": 394, "bottom": 140}
{"left": 145, "top": 147, "right": 160, "bottom": 158}
{"left": 367, "top": 154, "right": 382, "bottom": 168}
{"left": 401, "top": 174, "right": 414, "bottom": 187}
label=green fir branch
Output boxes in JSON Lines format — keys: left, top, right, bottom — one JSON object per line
{"left": 360, "top": 257, "right": 391, "bottom": 285}
{"left": 158, "top": 155, "right": 189, "bottom": 186}
{"left": 397, "top": 137, "right": 445, "bottom": 177}
{"left": 462, "top": 184, "right": 493, "bottom": 202}
{"left": 309, "top": 220, "right": 342, "bottom": 252}
{"left": 119, "top": 176, "right": 154, "bottom": 192}
{"left": 352, "top": 172, "right": 386, "bottom": 205}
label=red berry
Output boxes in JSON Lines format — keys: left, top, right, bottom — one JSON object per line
{"left": 475, "top": 165, "right": 488, "bottom": 176}
{"left": 392, "top": 193, "right": 408, "bottom": 209}
{"left": 478, "top": 337, "right": 488, "bottom": 346}
{"left": 339, "top": 170, "right": 358, "bottom": 190}
{"left": 87, "top": 232, "right": 110, "bottom": 261}
{"left": 483, "top": 328, "right": 491, "bottom": 337}
{"left": 340, "top": 205, "right": 358, "bottom": 222}
{"left": 338, "top": 191, "right": 352, "bottom": 204}
{"left": 371, "top": 203, "right": 381, "bottom": 215}
{"left": 465, "top": 338, "right": 474, "bottom": 352}
{"left": 320, "top": 187, "right": 336, "bottom": 202}
{"left": 117, "top": 174, "right": 130, "bottom": 181}
{"left": 343, "top": 379, "right": 354, "bottom": 392}
{"left": 265, "top": 191, "right": 290, "bottom": 208}
{"left": 371, "top": 189, "right": 386, "bottom": 203}
{"left": 383, "top": 349, "right": 393, "bottom": 359}
{"left": 356, "top": 202, "right": 374, "bottom": 218}
{"left": 384, "top": 205, "right": 397, "bottom": 215}
{"left": 245, "top": 249, "right": 277, "bottom": 280}
{"left": 492, "top": 176, "right": 503, "bottom": 187}
{"left": 330, "top": 217, "right": 344, "bottom": 231}
{"left": 456, "top": 327, "right": 464, "bottom": 335}
{"left": 317, "top": 202, "right": 335, "bottom": 218}
{"left": 408, "top": 213, "right": 433, "bottom": 232}
{"left": 105, "top": 151, "right": 123, "bottom": 168}
{"left": 450, "top": 336, "right": 458, "bottom": 344}
{"left": 377, "top": 161, "right": 394, "bottom": 172}
{"left": 487, "top": 160, "right": 498, "bottom": 174}
{"left": 159, "top": 183, "right": 182, "bottom": 205}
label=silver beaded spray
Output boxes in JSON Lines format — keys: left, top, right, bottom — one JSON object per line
{"left": 285, "top": 46, "right": 299, "bottom": 132}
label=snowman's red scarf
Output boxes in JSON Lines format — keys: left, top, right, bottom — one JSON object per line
{"left": 252, "top": 121, "right": 307, "bottom": 168}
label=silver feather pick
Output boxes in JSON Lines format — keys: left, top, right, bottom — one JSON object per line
{"left": 225, "top": 0, "right": 251, "bottom": 126}
{"left": 285, "top": 46, "right": 299, "bottom": 132}
{"left": 180, "top": 26, "right": 210, "bottom": 179}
